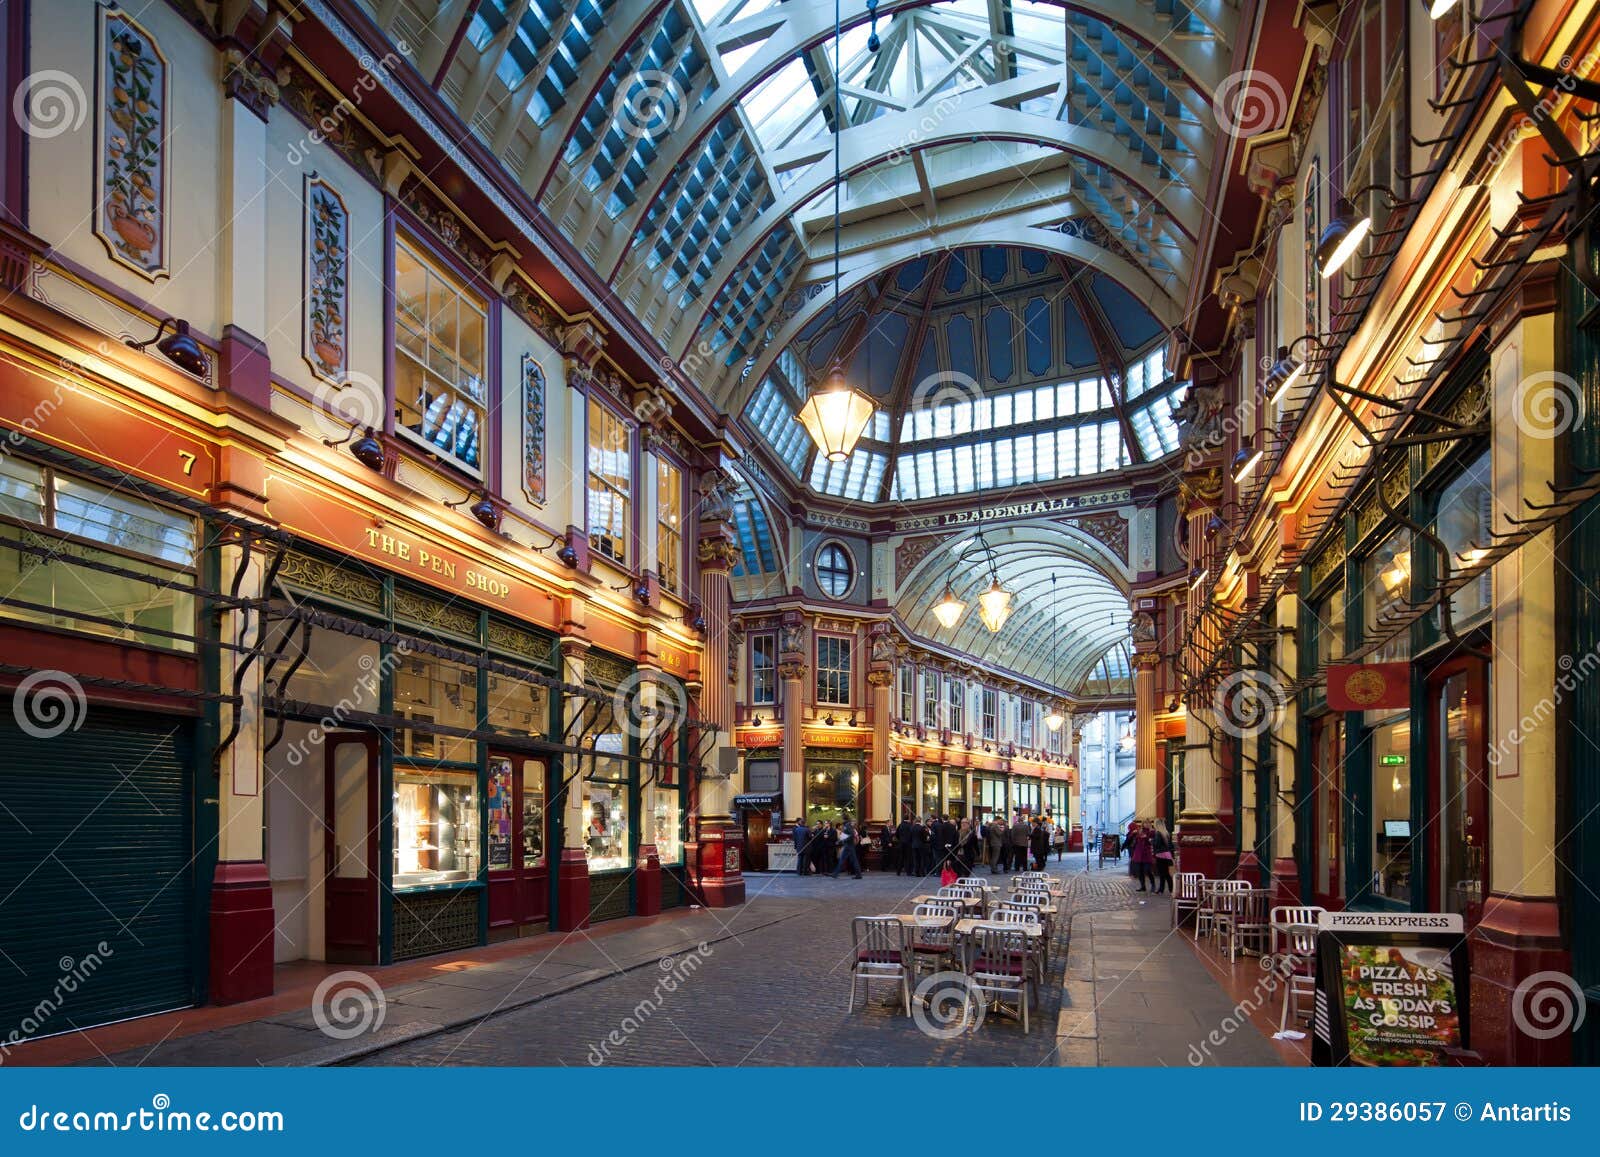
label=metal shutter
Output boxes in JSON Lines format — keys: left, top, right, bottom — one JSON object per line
{"left": 0, "top": 708, "right": 195, "bottom": 1039}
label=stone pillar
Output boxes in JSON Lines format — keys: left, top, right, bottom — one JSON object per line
{"left": 1132, "top": 649, "right": 1160, "bottom": 820}
{"left": 778, "top": 610, "right": 807, "bottom": 821}
{"left": 866, "top": 623, "right": 893, "bottom": 831}
{"left": 209, "top": 540, "right": 273, "bottom": 1003}
{"left": 685, "top": 470, "right": 743, "bottom": 906}
{"left": 215, "top": 46, "right": 277, "bottom": 410}
{"left": 1471, "top": 308, "right": 1566, "bottom": 1065}
{"left": 555, "top": 638, "right": 591, "bottom": 931}
{"left": 1176, "top": 465, "right": 1232, "bottom": 878}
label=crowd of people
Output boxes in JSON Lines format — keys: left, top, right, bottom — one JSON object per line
{"left": 1119, "top": 817, "right": 1174, "bottom": 893}
{"left": 788, "top": 812, "right": 1068, "bottom": 878}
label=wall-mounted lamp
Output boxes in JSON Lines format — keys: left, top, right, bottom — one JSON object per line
{"left": 533, "top": 530, "right": 579, "bottom": 568}
{"left": 823, "top": 713, "right": 837, "bottom": 726}
{"left": 323, "top": 423, "right": 386, "bottom": 472}
{"left": 125, "top": 317, "right": 208, "bottom": 377}
{"left": 847, "top": 713, "right": 858, "bottom": 727}
{"left": 1263, "top": 335, "right": 1334, "bottom": 405}
{"left": 1231, "top": 445, "right": 1264, "bottom": 484}
{"left": 750, "top": 714, "right": 763, "bottom": 727}
{"left": 1189, "top": 566, "right": 1209, "bottom": 591}
{"left": 1317, "top": 187, "right": 1403, "bottom": 278}
{"left": 444, "top": 486, "right": 501, "bottom": 531}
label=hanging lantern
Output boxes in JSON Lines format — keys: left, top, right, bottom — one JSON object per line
{"left": 795, "top": 368, "right": 874, "bottom": 462}
{"left": 1044, "top": 705, "right": 1065, "bottom": 733}
{"left": 931, "top": 584, "right": 966, "bottom": 629}
{"left": 976, "top": 579, "right": 1013, "bottom": 633}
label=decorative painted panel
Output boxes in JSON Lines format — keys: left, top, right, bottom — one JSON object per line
{"left": 521, "top": 355, "right": 547, "bottom": 505}
{"left": 303, "top": 175, "right": 350, "bottom": 384}
{"left": 95, "top": 6, "right": 168, "bottom": 279}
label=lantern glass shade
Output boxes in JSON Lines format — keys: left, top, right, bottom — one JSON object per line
{"left": 976, "top": 580, "right": 1013, "bottom": 633}
{"left": 1044, "top": 707, "right": 1065, "bottom": 733}
{"left": 795, "top": 372, "right": 874, "bottom": 462}
{"left": 931, "top": 586, "right": 966, "bottom": 629}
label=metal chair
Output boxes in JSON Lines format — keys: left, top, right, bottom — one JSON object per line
{"left": 909, "top": 902, "right": 959, "bottom": 977}
{"left": 992, "top": 908, "right": 1047, "bottom": 985}
{"left": 848, "top": 916, "right": 912, "bottom": 1016}
{"left": 1206, "top": 880, "right": 1251, "bottom": 953}
{"left": 1267, "top": 906, "right": 1325, "bottom": 1031}
{"left": 1234, "top": 890, "right": 1272, "bottom": 960}
{"left": 1172, "top": 872, "right": 1204, "bottom": 929}
{"left": 964, "top": 925, "right": 1038, "bottom": 1033}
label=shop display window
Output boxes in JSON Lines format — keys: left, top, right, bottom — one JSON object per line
{"left": 1434, "top": 452, "right": 1492, "bottom": 628}
{"left": 584, "top": 736, "right": 631, "bottom": 871}
{"left": 394, "top": 767, "right": 479, "bottom": 889}
{"left": 918, "top": 768, "right": 940, "bottom": 816}
{"left": 808, "top": 763, "right": 860, "bottom": 823}
{"left": 648, "top": 786, "right": 682, "bottom": 864}
{"left": 1364, "top": 531, "right": 1411, "bottom": 662}
{"left": 1311, "top": 585, "right": 1345, "bottom": 669}
{"left": 1366, "top": 715, "right": 1412, "bottom": 903}
{"left": 395, "top": 654, "right": 478, "bottom": 763}
{"left": 521, "top": 778, "right": 545, "bottom": 868}
{"left": 485, "top": 673, "right": 550, "bottom": 737}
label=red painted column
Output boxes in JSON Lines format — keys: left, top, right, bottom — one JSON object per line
{"left": 207, "top": 862, "right": 275, "bottom": 1003}
{"left": 1469, "top": 896, "right": 1571, "bottom": 1065}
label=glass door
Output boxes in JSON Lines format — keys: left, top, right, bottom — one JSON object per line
{"left": 1430, "top": 659, "right": 1489, "bottom": 927}
{"left": 1311, "top": 715, "right": 1344, "bottom": 908}
{"left": 487, "top": 754, "right": 548, "bottom": 932}
{"left": 325, "top": 732, "right": 379, "bottom": 963}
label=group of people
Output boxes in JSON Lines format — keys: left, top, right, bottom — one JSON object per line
{"left": 790, "top": 811, "right": 1066, "bottom": 879}
{"left": 1120, "top": 818, "right": 1174, "bottom": 893}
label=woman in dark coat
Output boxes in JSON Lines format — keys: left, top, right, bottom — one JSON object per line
{"left": 953, "top": 820, "right": 979, "bottom": 876}
{"left": 1124, "top": 821, "right": 1156, "bottom": 892}
{"left": 1028, "top": 819, "right": 1051, "bottom": 871}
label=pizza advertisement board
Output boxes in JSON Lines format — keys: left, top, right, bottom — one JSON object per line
{"left": 1311, "top": 912, "right": 1471, "bottom": 1067}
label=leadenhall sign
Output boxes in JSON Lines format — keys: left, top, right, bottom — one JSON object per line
{"left": 893, "top": 489, "right": 1130, "bottom": 532}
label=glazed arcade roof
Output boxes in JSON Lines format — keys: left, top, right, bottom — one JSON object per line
{"left": 357, "top": 0, "right": 1232, "bottom": 415}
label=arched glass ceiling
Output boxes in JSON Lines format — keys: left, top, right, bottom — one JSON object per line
{"left": 740, "top": 245, "right": 1183, "bottom": 504}
{"left": 360, "top": 0, "right": 1234, "bottom": 406}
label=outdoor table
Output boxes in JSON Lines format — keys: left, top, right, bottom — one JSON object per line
{"left": 954, "top": 918, "right": 1044, "bottom": 938}
{"left": 911, "top": 893, "right": 982, "bottom": 910}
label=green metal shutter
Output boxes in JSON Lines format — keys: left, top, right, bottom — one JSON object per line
{"left": 0, "top": 707, "right": 195, "bottom": 1039}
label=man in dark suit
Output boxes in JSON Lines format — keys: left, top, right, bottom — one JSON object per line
{"left": 910, "top": 817, "right": 930, "bottom": 876}
{"left": 895, "top": 816, "right": 915, "bottom": 875}
{"left": 1009, "top": 813, "right": 1031, "bottom": 872}
{"left": 935, "top": 815, "right": 957, "bottom": 875}
{"left": 791, "top": 818, "right": 811, "bottom": 876}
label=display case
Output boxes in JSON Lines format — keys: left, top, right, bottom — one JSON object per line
{"left": 394, "top": 767, "right": 479, "bottom": 888}
{"left": 583, "top": 746, "right": 630, "bottom": 871}
{"left": 649, "top": 787, "right": 682, "bottom": 864}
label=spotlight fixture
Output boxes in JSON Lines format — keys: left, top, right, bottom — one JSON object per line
{"left": 1231, "top": 445, "right": 1264, "bottom": 484}
{"left": 1317, "top": 187, "right": 1401, "bottom": 278}
{"left": 322, "top": 423, "right": 386, "bottom": 472}
{"left": 823, "top": 713, "right": 837, "bottom": 726}
{"left": 847, "top": 713, "right": 857, "bottom": 727}
{"left": 125, "top": 317, "right": 208, "bottom": 377}
{"left": 1426, "top": 0, "right": 1460, "bottom": 18}
{"left": 1263, "top": 335, "right": 1335, "bottom": 405}
{"left": 1189, "top": 566, "right": 1209, "bottom": 591}
{"left": 445, "top": 486, "right": 501, "bottom": 531}
{"left": 750, "top": 715, "right": 763, "bottom": 727}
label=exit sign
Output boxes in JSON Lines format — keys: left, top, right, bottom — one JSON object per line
{"left": 1379, "top": 754, "right": 1407, "bottom": 766}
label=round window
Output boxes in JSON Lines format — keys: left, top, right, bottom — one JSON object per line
{"left": 814, "top": 542, "right": 855, "bottom": 598}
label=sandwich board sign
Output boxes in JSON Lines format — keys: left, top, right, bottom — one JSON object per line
{"left": 1311, "top": 912, "right": 1470, "bottom": 1066}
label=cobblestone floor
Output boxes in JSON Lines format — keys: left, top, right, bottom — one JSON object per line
{"left": 355, "top": 860, "right": 1273, "bottom": 1067}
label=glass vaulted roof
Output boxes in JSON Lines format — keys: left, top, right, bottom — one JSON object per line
{"left": 739, "top": 246, "right": 1184, "bottom": 503}
{"left": 360, "top": 0, "right": 1230, "bottom": 411}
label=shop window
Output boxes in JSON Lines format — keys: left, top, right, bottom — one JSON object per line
{"left": 487, "top": 759, "right": 540, "bottom": 871}
{"left": 897, "top": 663, "right": 914, "bottom": 722}
{"left": 394, "top": 654, "right": 479, "bottom": 763}
{"left": 1337, "top": 0, "right": 1407, "bottom": 282}
{"left": 808, "top": 763, "right": 859, "bottom": 823}
{"left": 0, "top": 457, "right": 197, "bottom": 651}
{"left": 946, "top": 676, "right": 964, "bottom": 733}
{"left": 1312, "top": 717, "right": 1343, "bottom": 902}
{"left": 1367, "top": 714, "right": 1412, "bottom": 903}
{"left": 1311, "top": 584, "right": 1346, "bottom": 670}
{"left": 945, "top": 772, "right": 966, "bottom": 818}
{"left": 1364, "top": 531, "right": 1411, "bottom": 662}
{"left": 814, "top": 541, "right": 854, "bottom": 598}
{"left": 394, "top": 767, "right": 480, "bottom": 889}
{"left": 583, "top": 733, "right": 631, "bottom": 871}
{"left": 981, "top": 687, "right": 997, "bottom": 739}
{"left": 587, "top": 398, "right": 632, "bottom": 565}
{"left": 919, "top": 768, "right": 941, "bottom": 817}
{"left": 815, "top": 635, "right": 852, "bottom": 706}
{"left": 655, "top": 458, "right": 682, "bottom": 591}
{"left": 922, "top": 669, "right": 940, "bottom": 727}
{"left": 1434, "top": 451, "right": 1492, "bottom": 628}
{"left": 1020, "top": 701, "right": 1035, "bottom": 748}
{"left": 648, "top": 787, "right": 682, "bottom": 865}
{"left": 749, "top": 634, "right": 776, "bottom": 704}
{"left": 393, "top": 236, "right": 487, "bottom": 473}
{"left": 485, "top": 672, "right": 550, "bottom": 736}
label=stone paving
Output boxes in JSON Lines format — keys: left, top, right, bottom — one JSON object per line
{"left": 76, "top": 860, "right": 1285, "bottom": 1067}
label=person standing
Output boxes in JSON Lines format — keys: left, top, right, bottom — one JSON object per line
{"left": 1124, "top": 821, "right": 1155, "bottom": 892}
{"left": 1009, "top": 812, "right": 1031, "bottom": 873}
{"left": 985, "top": 815, "right": 1006, "bottom": 873}
{"left": 831, "top": 814, "right": 863, "bottom": 879}
{"left": 911, "top": 816, "right": 930, "bottom": 876}
{"left": 935, "top": 814, "right": 956, "bottom": 875}
{"left": 895, "top": 815, "right": 916, "bottom": 876}
{"left": 1029, "top": 817, "right": 1050, "bottom": 871}
{"left": 791, "top": 817, "right": 811, "bottom": 876}
{"left": 1150, "top": 818, "right": 1175, "bottom": 893}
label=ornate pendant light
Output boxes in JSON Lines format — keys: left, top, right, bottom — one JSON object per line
{"left": 931, "top": 584, "right": 966, "bottom": 629}
{"left": 976, "top": 579, "right": 1013, "bottom": 633}
{"left": 796, "top": 0, "right": 873, "bottom": 461}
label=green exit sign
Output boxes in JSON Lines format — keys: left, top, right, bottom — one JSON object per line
{"left": 1380, "top": 754, "right": 1407, "bottom": 766}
